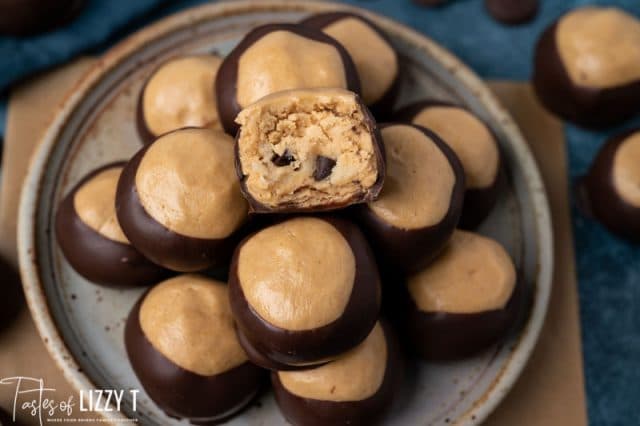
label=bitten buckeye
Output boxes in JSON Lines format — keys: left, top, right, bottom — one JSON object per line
{"left": 116, "top": 128, "right": 248, "bottom": 272}
{"left": 578, "top": 129, "right": 640, "bottom": 241}
{"left": 56, "top": 163, "right": 168, "bottom": 287}
{"left": 272, "top": 322, "right": 403, "bottom": 426}
{"left": 356, "top": 123, "right": 464, "bottom": 274}
{"left": 235, "top": 89, "right": 385, "bottom": 213}
{"left": 229, "top": 216, "right": 381, "bottom": 370}
{"left": 533, "top": 7, "right": 640, "bottom": 128}
{"left": 395, "top": 101, "right": 502, "bottom": 229}
{"left": 125, "top": 275, "right": 265, "bottom": 423}
{"left": 216, "top": 23, "right": 360, "bottom": 135}
{"left": 404, "top": 231, "right": 525, "bottom": 360}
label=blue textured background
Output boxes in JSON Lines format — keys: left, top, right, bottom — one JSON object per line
{"left": 2, "top": 1, "right": 639, "bottom": 424}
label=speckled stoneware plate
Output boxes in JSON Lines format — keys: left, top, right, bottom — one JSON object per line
{"left": 18, "top": 1, "right": 553, "bottom": 425}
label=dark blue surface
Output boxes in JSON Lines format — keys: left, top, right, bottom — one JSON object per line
{"left": 2, "top": 0, "right": 639, "bottom": 424}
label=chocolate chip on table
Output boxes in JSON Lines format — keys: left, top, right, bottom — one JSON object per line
{"left": 412, "top": 0, "right": 449, "bottom": 7}
{"left": 484, "top": 0, "right": 539, "bottom": 25}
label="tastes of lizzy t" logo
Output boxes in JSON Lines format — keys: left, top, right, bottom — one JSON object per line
{"left": 0, "top": 376, "right": 139, "bottom": 425}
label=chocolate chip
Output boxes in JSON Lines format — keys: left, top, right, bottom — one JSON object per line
{"left": 313, "top": 156, "right": 337, "bottom": 181}
{"left": 271, "top": 150, "right": 295, "bottom": 167}
{"left": 484, "top": 0, "right": 538, "bottom": 25}
{"left": 413, "top": 0, "right": 448, "bottom": 6}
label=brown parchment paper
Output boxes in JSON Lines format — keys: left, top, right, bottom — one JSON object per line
{"left": 0, "top": 58, "right": 588, "bottom": 426}
{"left": 0, "top": 59, "right": 96, "bottom": 425}
{"left": 485, "top": 82, "right": 588, "bottom": 426}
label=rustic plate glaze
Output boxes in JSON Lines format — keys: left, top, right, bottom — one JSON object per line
{"left": 18, "top": 1, "right": 553, "bottom": 425}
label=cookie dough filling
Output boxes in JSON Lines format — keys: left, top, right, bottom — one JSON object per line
{"left": 278, "top": 322, "right": 387, "bottom": 401}
{"left": 408, "top": 230, "right": 516, "bottom": 314}
{"left": 139, "top": 274, "right": 248, "bottom": 376}
{"left": 411, "top": 106, "right": 499, "bottom": 189}
{"left": 74, "top": 166, "right": 128, "bottom": 244}
{"left": 236, "top": 89, "right": 381, "bottom": 210}
{"left": 556, "top": 7, "right": 640, "bottom": 88}
{"left": 613, "top": 131, "right": 640, "bottom": 208}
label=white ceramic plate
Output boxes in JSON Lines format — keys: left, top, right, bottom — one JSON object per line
{"left": 18, "top": 1, "right": 553, "bottom": 425}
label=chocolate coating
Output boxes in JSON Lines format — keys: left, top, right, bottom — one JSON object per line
{"left": 484, "top": 0, "right": 538, "bottom": 25}
{"left": 403, "top": 270, "right": 528, "bottom": 360}
{"left": 356, "top": 124, "right": 465, "bottom": 274}
{"left": 533, "top": 21, "right": 640, "bottom": 128}
{"left": 0, "top": 0, "right": 84, "bottom": 36}
{"left": 300, "top": 12, "right": 400, "bottom": 118}
{"left": 460, "top": 170, "right": 504, "bottom": 230}
{"left": 0, "top": 256, "right": 23, "bottom": 331}
{"left": 578, "top": 129, "right": 640, "bottom": 242}
{"left": 215, "top": 23, "right": 360, "bottom": 135}
{"left": 0, "top": 407, "right": 10, "bottom": 424}
{"left": 116, "top": 131, "right": 247, "bottom": 272}
{"left": 0, "top": 407, "right": 24, "bottom": 426}
{"left": 55, "top": 163, "right": 168, "bottom": 287}
{"left": 229, "top": 216, "right": 381, "bottom": 370}
{"left": 394, "top": 101, "right": 502, "bottom": 229}
{"left": 271, "top": 322, "right": 403, "bottom": 426}
{"left": 125, "top": 294, "right": 265, "bottom": 423}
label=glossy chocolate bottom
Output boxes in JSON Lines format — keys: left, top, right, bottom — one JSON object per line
{"left": 404, "top": 273, "right": 530, "bottom": 360}
{"left": 271, "top": 322, "right": 403, "bottom": 426}
{"left": 0, "top": 256, "right": 23, "bottom": 331}
{"left": 229, "top": 216, "right": 381, "bottom": 369}
{"left": 125, "top": 298, "right": 266, "bottom": 423}
{"left": 577, "top": 129, "right": 640, "bottom": 242}
{"left": 533, "top": 23, "right": 640, "bottom": 128}
{"left": 56, "top": 163, "right": 169, "bottom": 287}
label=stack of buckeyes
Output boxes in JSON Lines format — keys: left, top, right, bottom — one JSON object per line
{"left": 533, "top": 6, "right": 640, "bottom": 242}
{"left": 55, "top": 11, "right": 526, "bottom": 426}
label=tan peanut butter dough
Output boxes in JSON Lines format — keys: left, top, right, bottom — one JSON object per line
{"left": 412, "top": 107, "right": 498, "bottom": 189}
{"left": 142, "top": 55, "right": 223, "bottom": 136}
{"left": 237, "top": 217, "right": 356, "bottom": 331}
{"left": 74, "top": 166, "right": 128, "bottom": 244}
{"left": 369, "top": 124, "right": 455, "bottom": 229}
{"left": 236, "top": 88, "right": 379, "bottom": 209}
{"left": 613, "top": 132, "right": 640, "bottom": 208}
{"left": 139, "top": 274, "right": 248, "bottom": 376}
{"left": 323, "top": 18, "right": 397, "bottom": 105}
{"left": 556, "top": 7, "right": 640, "bottom": 88}
{"left": 278, "top": 322, "right": 387, "bottom": 401}
{"left": 135, "top": 128, "right": 247, "bottom": 239}
{"left": 236, "top": 30, "right": 347, "bottom": 108}
{"left": 408, "top": 230, "right": 516, "bottom": 314}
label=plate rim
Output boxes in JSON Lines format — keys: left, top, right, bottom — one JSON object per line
{"left": 17, "top": 1, "right": 554, "bottom": 424}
